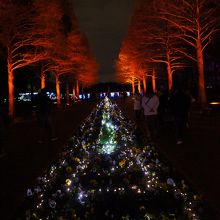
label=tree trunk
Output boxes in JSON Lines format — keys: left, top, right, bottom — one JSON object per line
{"left": 142, "top": 75, "right": 147, "bottom": 95}
{"left": 152, "top": 65, "right": 156, "bottom": 93}
{"left": 138, "top": 80, "right": 141, "bottom": 93}
{"left": 131, "top": 78, "right": 135, "bottom": 94}
{"left": 72, "top": 86, "right": 76, "bottom": 102}
{"left": 75, "top": 80, "right": 79, "bottom": 98}
{"left": 197, "top": 39, "right": 207, "bottom": 106}
{"left": 167, "top": 62, "right": 172, "bottom": 91}
{"left": 7, "top": 52, "right": 14, "bottom": 119}
{"left": 56, "top": 75, "right": 61, "bottom": 106}
{"left": 66, "top": 82, "right": 70, "bottom": 106}
{"left": 165, "top": 50, "right": 172, "bottom": 91}
{"left": 41, "top": 67, "right": 46, "bottom": 89}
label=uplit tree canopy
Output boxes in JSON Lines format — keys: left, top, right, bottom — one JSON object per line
{"left": 0, "top": 0, "right": 48, "bottom": 117}
{"left": 156, "top": 0, "right": 220, "bottom": 105}
{"left": 0, "top": 0, "right": 98, "bottom": 116}
{"left": 116, "top": 0, "right": 220, "bottom": 106}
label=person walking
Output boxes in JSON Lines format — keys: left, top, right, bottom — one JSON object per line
{"left": 170, "top": 88, "right": 191, "bottom": 145}
{"left": 132, "top": 91, "right": 142, "bottom": 119}
{"left": 142, "top": 90, "right": 160, "bottom": 142}
{"left": 36, "top": 88, "right": 57, "bottom": 143}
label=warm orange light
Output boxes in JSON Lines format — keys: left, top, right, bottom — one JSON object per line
{"left": 210, "top": 102, "right": 220, "bottom": 105}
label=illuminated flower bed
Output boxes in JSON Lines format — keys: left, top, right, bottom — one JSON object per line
{"left": 20, "top": 97, "right": 205, "bottom": 220}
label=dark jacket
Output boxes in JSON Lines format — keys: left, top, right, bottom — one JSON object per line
{"left": 170, "top": 90, "right": 191, "bottom": 117}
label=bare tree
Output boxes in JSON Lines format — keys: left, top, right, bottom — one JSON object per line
{"left": 0, "top": 1, "right": 48, "bottom": 117}
{"left": 115, "top": 47, "right": 140, "bottom": 94}
{"left": 129, "top": 0, "right": 187, "bottom": 91}
{"left": 157, "top": 0, "right": 220, "bottom": 106}
{"left": 33, "top": 0, "right": 64, "bottom": 89}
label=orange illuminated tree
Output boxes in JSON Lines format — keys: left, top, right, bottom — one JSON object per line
{"left": 0, "top": 1, "right": 53, "bottom": 117}
{"left": 77, "top": 56, "right": 99, "bottom": 86}
{"left": 33, "top": 0, "right": 64, "bottom": 89}
{"left": 34, "top": 8, "right": 97, "bottom": 104}
{"left": 126, "top": 0, "right": 187, "bottom": 92}
{"left": 116, "top": 51, "right": 138, "bottom": 93}
{"left": 49, "top": 18, "right": 99, "bottom": 104}
{"left": 0, "top": 0, "right": 98, "bottom": 115}
{"left": 67, "top": 29, "right": 98, "bottom": 97}
{"left": 115, "top": 1, "right": 158, "bottom": 93}
{"left": 156, "top": 0, "right": 220, "bottom": 106}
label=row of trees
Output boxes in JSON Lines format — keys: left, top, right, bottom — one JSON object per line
{"left": 116, "top": 0, "right": 220, "bottom": 106}
{"left": 0, "top": 0, "right": 98, "bottom": 118}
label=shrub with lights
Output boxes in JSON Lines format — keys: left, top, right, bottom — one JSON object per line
{"left": 20, "top": 97, "right": 205, "bottom": 220}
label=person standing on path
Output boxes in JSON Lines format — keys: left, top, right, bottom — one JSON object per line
{"left": 36, "top": 88, "right": 57, "bottom": 143}
{"left": 142, "top": 90, "right": 160, "bottom": 142}
{"left": 170, "top": 88, "right": 191, "bottom": 145}
{"left": 132, "top": 91, "right": 142, "bottom": 119}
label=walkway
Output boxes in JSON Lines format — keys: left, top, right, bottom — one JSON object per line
{"left": 1, "top": 98, "right": 220, "bottom": 219}
{"left": 117, "top": 98, "right": 220, "bottom": 220}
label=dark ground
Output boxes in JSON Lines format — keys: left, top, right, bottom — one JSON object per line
{"left": 0, "top": 101, "right": 96, "bottom": 220}
{"left": 0, "top": 98, "right": 220, "bottom": 220}
{"left": 117, "top": 98, "right": 220, "bottom": 220}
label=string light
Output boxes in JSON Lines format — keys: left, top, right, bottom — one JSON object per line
{"left": 22, "top": 97, "right": 204, "bottom": 219}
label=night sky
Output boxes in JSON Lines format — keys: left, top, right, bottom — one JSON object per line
{"left": 73, "top": 0, "right": 135, "bottom": 82}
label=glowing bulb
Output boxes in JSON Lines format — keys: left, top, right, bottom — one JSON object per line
{"left": 66, "top": 179, "right": 72, "bottom": 186}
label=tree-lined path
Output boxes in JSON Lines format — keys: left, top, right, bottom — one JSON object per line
{"left": 10, "top": 98, "right": 209, "bottom": 219}
{"left": 0, "top": 98, "right": 220, "bottom": 219}
{"left": 1, "top": 0, "right": 220, "bottom": 219}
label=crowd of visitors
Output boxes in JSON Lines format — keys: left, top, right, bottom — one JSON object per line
{"left": 132, "top": 87, "right": 192, "bottom": 145}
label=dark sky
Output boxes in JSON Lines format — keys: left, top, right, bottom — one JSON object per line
{"left": 72, "top": 0, "right": 134, "bottom": 82}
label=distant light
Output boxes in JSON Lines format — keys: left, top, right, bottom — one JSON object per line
{"left": 210, "top": 102, "right": 220, "bottom": 105}
{"left": 127, "top": 92, "right": 130, "bottom": 96}
{"left": 79, "top": 95, "right": 83, "bottom": 99}
{"left": 110, "top": 92, "right": 114, "bottom": 97}
{"left": 206, "top": 85, "right": 213, "bottom": 89}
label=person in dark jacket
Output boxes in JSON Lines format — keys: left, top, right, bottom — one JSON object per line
{"left": 170, "top": 88, "right": 191, "bottom": 144}
{"left": 36, "top": 88, "right": 57, "bottom": 143}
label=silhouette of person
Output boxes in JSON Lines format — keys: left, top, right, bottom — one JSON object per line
{"left": 132, "top": 91, "right": 142, "bottom": 119}
{"left": 36, "top": 88, "right": 57, "bottom": 143}
{"left": 170, "top": 88, "right": 191, "bottom": 144}
{"left": 158, "top": 89, "right": 169, "bottom": 126}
